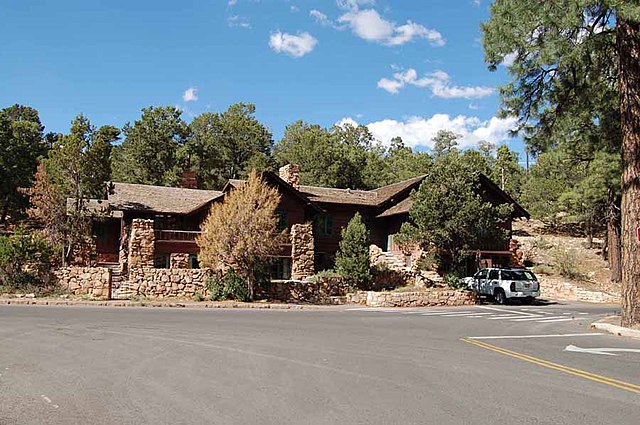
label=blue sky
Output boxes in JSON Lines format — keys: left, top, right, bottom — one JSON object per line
{"left": 1, "top": 0, "right": 522, "bottom": 153}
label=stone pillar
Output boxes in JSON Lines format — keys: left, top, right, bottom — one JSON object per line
{"left": 170, "top": 253, "right": 190, "bottom": 269}
{"left": 279, "top": 164, "right": 300, "bottom": 190}
{"left": 118, "top": 221, "right": 131, "bottom": 272}
{"left": 127, "top": 219, "right": 155, "bottom": 269}
{"left": 291, "top": 223, "right": 314, "bottom": 279}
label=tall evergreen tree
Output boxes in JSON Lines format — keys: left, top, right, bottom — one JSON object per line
{"left": 483, "top": 1, "right": 640, "bottom": 326}
{"left": 0, "top": 105, "right": 47, "bottom": 223}
{"left": 111, "top": 106, "right": 189, "bottom": 186}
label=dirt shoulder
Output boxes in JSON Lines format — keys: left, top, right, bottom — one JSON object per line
{"left": 514, "top": 219, "right": 620, "bottom": 295}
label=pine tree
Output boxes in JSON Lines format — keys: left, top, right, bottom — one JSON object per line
{"left": 335, "top": 213, "right": 371, "bottom": 288}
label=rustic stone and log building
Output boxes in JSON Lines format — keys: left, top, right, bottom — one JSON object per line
{"left": 67, "top": 164, "right": 528, "bottom": 299}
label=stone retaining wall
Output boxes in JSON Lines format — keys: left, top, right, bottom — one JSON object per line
{"left": 128, "top": 268, "right": 211, "bottom": 298}
{"left": 347, "top": 289, "right": 477, "bottom": 307}
{"left": 259, "top": 275, "right": 350, "bottom": 303}
{"left": 53, "top": 267, "right": 111, "bottom": 300}
{"left": 540, "top": 278, "right": 620, "bottom": 304}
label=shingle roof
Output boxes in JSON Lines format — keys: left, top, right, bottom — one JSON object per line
{"left": 376, "top": 197, "right": 413, "bottom": 218}
{"left": 371, "top": 175, "right": 425, "bottom": 203}
{"left": 298, "top": 186, "right": 379, "bottom": 206}
{"left": 107, "top": 182, "right": 223, "bottom": 214}
{"left": 299, "top": 175, "right": 426, "bottom": 206}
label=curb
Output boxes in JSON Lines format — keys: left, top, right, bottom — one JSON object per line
{"left": 0, "top": 298, "right": 335, "bottom": 310}
{"left": 591, "top": 316, "right": 640, "bottom": 340}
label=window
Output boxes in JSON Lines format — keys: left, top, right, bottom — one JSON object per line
{"left": 475, "top": 269, "right": 487, "bottom": 279}
{"left": 275, "top": 210, "right": 289, "bottom": 232}
{"left": 189, "top": 254, "right": 200, "bottom": 269}
{"left": 154, "top": 254, "right": 170, "bottom": 269}
{"left": 314, "top": 214, "right": 333, "bottom": 236}
{"left": 488, "top": 269, "right": 499, "bottom": 280}
{"left": 501, "top": 270, "right": 536, "bottom": 281}
{"left": 270, "top": 257, "right": 292, "bottom": 280}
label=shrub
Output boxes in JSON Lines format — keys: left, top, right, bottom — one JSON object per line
{"left": 551, "top": 248, "right": 585, "bottom": 280}
{"left": 207, "top": 270, "right": 250, "bottom": 302}
{"left": 416, "top": 251, "right": 439, "bottom": 272}
{"left": 335, "top": 213, "right": 371, "bottom": 289}
{"left": 370, "top": 263, "right": 410, "bottom": 291}
{"left": 193, "top": 292, "right": 205, "bottom": 302}
{"left": 307, "top": 269, "right": 341, "bottom": 282}
{"left": 0, "top": 229, "right": 53, "bottom": 292}
{"left": 532, "top": 264, "right": 554, "bottom": 275}
{"left": 443, "top": 273, "right": 466, "bottom": 290}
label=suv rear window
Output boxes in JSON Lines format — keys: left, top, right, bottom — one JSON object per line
{"left": 501, "top": 270, "right": 536, "bottom": 281}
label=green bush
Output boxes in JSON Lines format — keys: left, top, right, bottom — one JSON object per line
{"left": 193, "top": 292, "right": 205, "bottom": 302}
{"left": 551, "top": 248, "right": 585, "bottom": 280}
{"left": 443, "top": 273, "right": 466, "bottom": 290}
{"left": 307, "top": 269, "right": 341, "bottom": 282}
{"left": 416, "top": 251, "right": 439, "bottom": 272}
{"left": 335, "top": 213, "right": 371, "bottom": 289}
{"left": 207, "top": 270, "right": 249, "bottom": 302}
{"left": 0, "top": 229, "right": 53, "bottom": 292}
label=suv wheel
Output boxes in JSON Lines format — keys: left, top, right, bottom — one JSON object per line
{"left": 494, "top": 289, "right": 506, "bottom": 305}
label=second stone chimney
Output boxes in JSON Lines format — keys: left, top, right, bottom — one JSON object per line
{"left": 279, "top": 164, "right": 300, "bottom": 190}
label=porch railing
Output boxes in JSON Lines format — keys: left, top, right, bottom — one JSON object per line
{"left": 155, "top": 230, "right": 201, "bottom": 242}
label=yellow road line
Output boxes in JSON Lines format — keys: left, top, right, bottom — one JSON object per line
{"left": 461, "top": 337, "right": 640, "bottom": 395}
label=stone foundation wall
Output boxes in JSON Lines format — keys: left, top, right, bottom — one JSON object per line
{"left": 540, "top": 278, "right": 620, "bottom": 304}
{"left": 127, "top": 219, "right": 155, "bottom": 269}
{"left": 259, "top": 275, "right": 349, "bottom": 303}
{"left": 347, "top": 289, "right": 477, "bottom": 307}
{"left": 291, "top": 223, "right": 314, "bottom": 279}
{"left": 128, "top": 268, "right": 211, "bottom": 298}
{"left": 53, "top": 267, "right": 111, "bottom": 300}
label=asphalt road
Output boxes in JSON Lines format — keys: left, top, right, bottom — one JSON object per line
{"left": 0, "top": 301, "right": 638, "bottom": 424}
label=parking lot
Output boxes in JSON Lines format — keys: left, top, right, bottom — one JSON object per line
{"left": 0, "top": 302, "right": 638, "bottom": 424}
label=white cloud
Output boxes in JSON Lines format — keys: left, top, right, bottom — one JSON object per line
{"left": 336, "top": 0, "right": 375, "bottom": 11}
{"left": 290, "top": 5, "right": 299, "bottom": 12}
{"left": 339, "top": 9, "right": 393, "bottom": 41}
{"left": 338, "top": 9, "right": 444, "bottom": 46}
{"left": 269, "top": 31, "right": 318, "bottom": 57}
{"left": 182, "top": 87, "right": 198, "bottom": 102}
{"left": 310, "top": 9, "right": 330, "bottom": 25}
{"left": 377, "top": 68, "right": 494, "bottom": 99}
{"left": 228, "top": 0, "right": 237, "bottom": 6}
{"left": 377, "top": 78, "right": 404, "bottom": 94}
{"left": 502, "top": 51, "right": 517, "bottom": 67}
{"left": 335, "top": 117, "right": 359, "bottom": 128}
{"left": 387, "top": 21, "right": 445, "bottom": 46}
{"left": 228, "top": 15, "right": 251, "bottom": 29}
{"left": 472, "top": 0, "right": 480, "bottom": 6}
{"left": 339, "top": 114, "right": 517, "bottom": 149}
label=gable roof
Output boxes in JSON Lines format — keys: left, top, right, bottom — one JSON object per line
{"left": 224, "top": 172, "right": 324, "bottom": 213}
{"left": 376, "top": 173, "right": 530, "bottom": 219}
{"left": 371, "top": 175, "right": 426, "bottom": 204}
{"left": 298, "top": 175, "right": 427, "bottom": 207}
{"left": 107, "top": 182, "right": 223, "bottom": 215}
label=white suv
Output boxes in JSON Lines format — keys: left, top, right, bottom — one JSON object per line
{"left": 467, "top": 267, "right": 540, "bottom": 304}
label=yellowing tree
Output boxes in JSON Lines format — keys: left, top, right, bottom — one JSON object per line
{"left": 197, "top": 171, "right": 281, "bottom": 300}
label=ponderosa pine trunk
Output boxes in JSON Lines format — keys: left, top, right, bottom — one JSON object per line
{"left": 607, "top": 187, "right": 622, "bottom": 283}
{"left": 618, "top": 18, "right": 640, "bottom": 327}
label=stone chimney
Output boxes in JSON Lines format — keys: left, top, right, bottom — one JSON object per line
{"left": 279, "top": 164, "right": 300, "bottom": 190}
{"left": 180, "top": 169, "right": 198, "bottom": 189}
